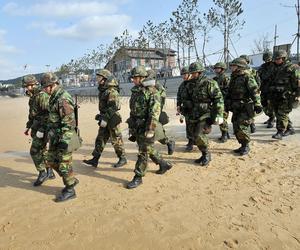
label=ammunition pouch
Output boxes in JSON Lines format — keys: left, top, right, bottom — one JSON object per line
{"left": 107, "top": 112, "right": 122, "bottom": 128}
{"left": 159, "top": 111, "right": 169, "bottom": 125}
{"left": 183, "top": 100, "right": 193, "bottom": 109}
{"left": 244, "top": 102, "right": 255, "bottom": 118}
{"left": 67, "top": 130, "right": 82, "bottom": 153}
{"left": 31, "top": 120, "right": 41, "bottom": 131}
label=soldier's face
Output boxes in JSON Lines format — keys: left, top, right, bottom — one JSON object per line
{"left": 274, "top": 58, "right": 284, "bottom": 65}
{"left": 44, "top": 86, "right": 52, "bottom": 94}
{"left": 230, "top": 65, "right": 238, "bottom": 72}
{"left": 214, "top": 68, "right": 222, "bottom": 74}
{"left": 182, "top": 73, "right": 189, "bottom": 80}
{"left": 25, "top": 85, "right": 34, "bottom": 92}
{"left": 190, "top": 72, "right": 200, "bottom": 79}
{"left": 96, "top": 75, "right": 105, "bottom": 85}
{"left": 131, "top": 76, "right": 141, "bottom": 85}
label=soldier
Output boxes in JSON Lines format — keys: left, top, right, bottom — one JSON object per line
{"left": 83, "top": 69, "right": 127, "bottom": 168}
{"left": 270, "top": 49, "right": 300, "bottom": 139}
{"left": 176, "top": 66, "right": 194, "bottom": 151}
{"left": 146, "top": 69, "right": 175, "bottom": 155}
{"left": 23, "top": 75, "right": 55, "bottom": 186}
{"left": 213, "top": 62, "right": 230, "bottom": 142}
{"left": 126, "top": 66, "right": 172, "bottom": 189}
{"left": 41, "top": 72, "right": 79, "bottom": 202}
{"left": 258, "top": 51, "right": 276, "bottom": 128}
{"left": 227, "top": 58, "right": 262, "bottom": 155}
{"left": 240, "top": 54, "right": 261, "bottom": 134}
{"left": 188, "top": 62, "right": 224, "bottom": 166}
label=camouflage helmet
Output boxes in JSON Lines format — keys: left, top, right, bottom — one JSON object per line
{"left": 263, "top": 51, "right": 273, "bottom": 62}
{"left": 130, "top": 65, "right": 148, "bottom": 77}
{"left": 189, "top": 62, "right": 204, "bottom": 73}
{"left": 229, "top": 58, "right": 248, "bottom": 68}
{"left": 273, "top": 49, "right": 288, "bottom": 60}
{"left": 96, "top": 69, "right": 112, "bottom": 79}
{"left": 180, "top": 66, "right": 189, "bottom": 75}
{"left": 146, "top": 69, "right": 156, "bottom": 80}
{"left": 22, "top": 75, "right": 38, "bottom": 87}
{"left": 240, "top": 54, "right": 250, "bottom": 64}
{"left": 213, "top": 62, "right": 227, "bottom": 70}
{"left": 40, "top": 72, "right": 58, "bottom": 88}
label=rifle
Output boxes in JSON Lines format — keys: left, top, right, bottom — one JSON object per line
{"left": 74, "top": 94, "right": 80, "bottom": 136}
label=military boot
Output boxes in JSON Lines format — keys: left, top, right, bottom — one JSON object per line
{"left": 218, "top": 131, "right": 228, "bottom": 143}
{"left": 266, "top": 117, "right": 275, "bottom": 128}
{"left": 272, "top": 131, "right": 283, "bottom": 140}
{"left": 126, "top": 175, "right": 142, "bottom": 189}
{"left": 62, "top": 178, "right": 79, "bottom": 193}
{"left": 33, "top": 170, "right": 48, "bottom": 186}
{"left": 156, "top": 160, "right": 173, "bottom": 175}
{"left": 83, "top": 155, "right": 100, "bottom": 168}
{"left": 239, "top": 143, "right": 250, "bottom": 156}
{"left": 185, "top": 139, "right": 193, "bottom": 152}
{"left": 250, "top": 123, "right": 256, "bottom": 133}
{"left": 167, "top": 140, "right": 175, "bottom": 155}
{"left": 46, "top": 167, "right": 55, "bottom": 179}
{"left": 113, "top": 156, "right": 127, "bottom": 168}
{"left": 55, "top": 186, "right": 76, "bottom": 202}
{"left": 283, "top": 127, "right": 295, "bottom": 136}
{"left": 233, "top": 146, "right": 243, "bottom": 154}
{"left": 194, "top": 150, "right": 211, "bottom": 166}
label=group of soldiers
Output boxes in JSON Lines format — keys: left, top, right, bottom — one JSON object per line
{"left": 23, "top": 49, "right": 299, "bottom": 202}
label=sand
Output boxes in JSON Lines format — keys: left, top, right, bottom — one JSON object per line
{"left": 0, "top": 96, "right": 299, "bottom": 250}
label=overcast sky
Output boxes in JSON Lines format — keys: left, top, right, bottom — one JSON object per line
{"left": 0, "top": 0, "right": 297, "bottom": 80}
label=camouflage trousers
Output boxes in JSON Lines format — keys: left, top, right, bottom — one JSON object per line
{"left": 261, "top": 94, "right": 275, "bottom": 119}
{"left": 92, "top": 124, "right": 125, "bottom": 158}
{"left": 30, "top": 130, "right": 47, "bottom": 172}
{"left": 134, "top": 135, "right": 163, "bottom": 177}
{"left": 158, "top": 126, "right": 171, "bottom": 145}
{"left": 192, "top": 120, "right": 210, "bottom": 151}
{"left": 47, "top": 138, "right": 76, "bottom": 186}
{"left": 219, "top": 111, "right": 229, "bottom": 133}
{"left": 231, "top": 111, "right": 252, "bottom": 144}
{"left": 271, "top": 98, "right": 292, "bottom": 131}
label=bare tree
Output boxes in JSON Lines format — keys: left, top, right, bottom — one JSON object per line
{"left": 251, "top": 34, "right": 272, "bottom": 54}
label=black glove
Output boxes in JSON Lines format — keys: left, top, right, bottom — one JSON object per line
{"left": 57, "top": 141, "right": 68, "bottom": 151}
{"left": 128, "top": 135, "right": 136, "bottom": 142}
{"left": 95, "top": 114, "right": 101, "bottom": 121}
{"left": 254, "top": 105, "right": 263, "bottom": 114}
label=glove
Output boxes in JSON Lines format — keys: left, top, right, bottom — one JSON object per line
{"left": 214, "top": 117, "right": 224, "bottom": 125}
{"left": 24, "top": 128, "right": 30, "bottom": 136}
{"left": 57, "top": 141, "right": 68, "bottom": 151}
{"left": 254, "top": 105, "right": 263, "bottom": 114}
{"left": 128, "top": 135, "right": 136, "bottom": 142}
{"left": 36, "top": 131, "right": 44, "bottom": 138}
{"left": 95, "top": 114, "right": 101, "bottom": 121}
{"left": 99, "top": 120, "right": 108, "bottom": 128}
{"left": 145, "top": 130, "right": 155, "bottom": 139}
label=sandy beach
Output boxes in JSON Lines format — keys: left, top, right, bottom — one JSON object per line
{"left": 0, "top": 96, "right": 299, "bottom": 250}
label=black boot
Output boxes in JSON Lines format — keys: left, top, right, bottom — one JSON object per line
{"left": 266, "top": 117, "right": 275, "bottom": 128}
{"left": 283, "top": 127, "right": 295, "bottom": 136}
{"left": 46, "top": 167, "right": 55, "bottom": 179}
{"left": 272, "top": 131, "right": 283, "bottom": 140}
{"left": 62, "top": 178, "right": 79, "bottom": 193}
{"left": 113, "top": 156, "right": 127, "bottom": 168}
{"left": 194, "top": 151, "right": 211, "bottom": 166}
{"left": 156, "top": 161, "right": 173, "bottom": 175}
{"left": 239, "top": 143, "right": 250, "bottom": 156}
{"left": 33, "top": 170, "right": 48, "bottom": 186}
{"left": 233, "top": 146, "right": 243, "bottom": 154}
{"left": 126, "top": 175, "right": 142, "bottom": 189}
{"left": 167, "top": 140, "right": 175, "bottom": 155}
{"left": 83, "top": 156, "right": 100, "bottom": 168}
{"left": 55, "top": 186, "right": 76, "bottom": 202}
{"left": 218, "top": 131, "right": 228, "bottom": 143}
{"left": 250, "top": 123, "right": 256, "bottom": 133}
{"left": 185, "top": 139, "right": 193, "bottom": 152}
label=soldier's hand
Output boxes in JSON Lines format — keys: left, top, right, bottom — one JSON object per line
{"left": 95, "top": 114, "right": 101, "bottom": 121}
{"left": 24, "top": 128, "right": 30, "bottom": 136}
{"left": 99, "top": 120, "right": 108, "bottom": 128}
{"left": 145, "top": 130, "right": 155, "bottom": 139}
{"left": 36, "top": 131, "right": 44, "bottom": 138}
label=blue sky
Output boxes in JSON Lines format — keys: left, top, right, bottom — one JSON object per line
{"left": 0, "top": 0, "right": 297, "bottom": 80}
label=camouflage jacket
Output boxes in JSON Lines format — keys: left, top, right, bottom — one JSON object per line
{"left": 48, "top": 86, "right": 76, "bottom": 144}
{"left": 227, "top": 69, "right": 261, "bottom": 112}
{"left": 129, "top": 82, "right": 161, "bottom": 133}
{"left": 258, "top": 61, "right": 275, "bottom": 94}
{"left": 213, "top": 72, "right": 230, "bottom": 98}
{"left": 245, "top": 67, "right": 261, "bottom": 88}
{"left": 190, "top": 75, "right": 224, "bottom": 121}
{"left": 270, "top": 60, "right": 300, "bottom": 97}
{"left": 155, "top": 80, "right": 166, "bottom": 110}
{"left": 26, "top": 87, "right": 49, "bottom": 132}
{"left": 176, "top": 79, "right": 193, "bottom": 114}
{"left": 98, "top": 76, "right": 121, "bottom": 122}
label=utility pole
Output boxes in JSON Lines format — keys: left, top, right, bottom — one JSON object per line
{"left": 296, "top": 0, "right": 300, "bottom": 61}
{"left": 274, "top": 25, "right": 279, "bottom": 47}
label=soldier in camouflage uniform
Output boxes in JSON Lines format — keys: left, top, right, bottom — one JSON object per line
{"left": 258, "top": 51, "right": 276, "bottom": 128}
{"left": 188, "top": 62, "right": 224, "bottom": 166}
{"left": 23, "top": 75, "right": 55, "bottom": 186}
{"left": 126, "top": 66, "right": 172, "bottom": 189}
{"left": 176, "top": 66, "right": 194, "bottom": 151}
{"left": 83, "top": 69, "right": 127, "bottom": 168}
{"left": 145, "top": 69, "right": 175, "bottom": 155}
{"left": 269, "top": 50, "right": 300, "bottom": 139}
{"left": 213, "top": 62, "right": 231, "bottom": 142}
{"left": 227, "top": 58, "right": 262, "bottom": 155}
{"left": 240, "top": 54, "right": 261, "bottom": 134}
{"left": 41, "top": 72, "right": 79, "bottom": 202}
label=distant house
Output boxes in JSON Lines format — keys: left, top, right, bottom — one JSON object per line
{"left": 105, "top": 46, "right": 177, "bottom": 83}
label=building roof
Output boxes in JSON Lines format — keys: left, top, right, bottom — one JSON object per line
{"left": 118, "top": 46, "right": 176, "bottom": 59}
